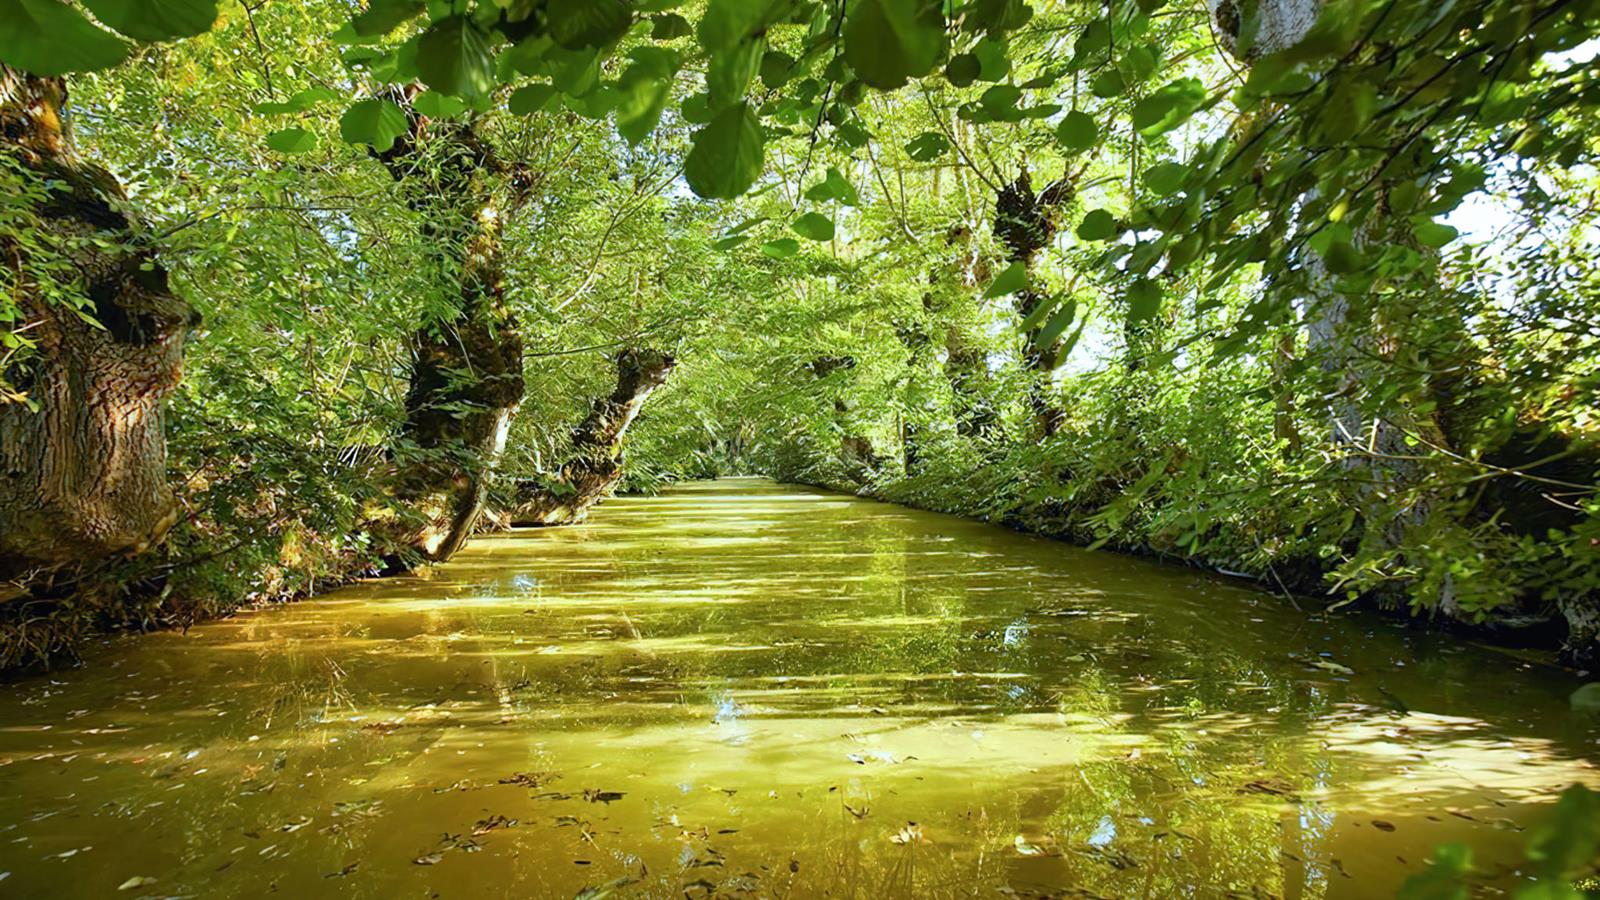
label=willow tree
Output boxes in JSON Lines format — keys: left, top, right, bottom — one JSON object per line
{"left": 511, "top": 348, "right": 676, "bottom": 525}
{"left": 369, "top": 87, "right": 530, "bottom": 563}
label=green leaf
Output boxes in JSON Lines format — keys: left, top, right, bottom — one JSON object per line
{"left": 979, "top": 84, "right": 1022, "bottom": 120}
{"left": 680, "top": 92, "right": 712, "bottom": 124}
{"left": 0, "top": 0, "right": 129, "bottom": 75}
{"left": 804, "top": 168, "right": 860, "bottom": 206}
{"left": 973, "top": 35, "right": 1009, "bottom": 81}
{"left": 548, "top": 0, "right": 631, "bottom": 50}
{"left": 546, "top": 44, "right": 602, "bottom": 96}
{"left": 339, "top": 98, "right": 409, "bottom": 152}
{"left": 1090, "top": 68, "right": 1125, "bottom": 97}
{"left": 698, "top": 0, "right": 772, "bottom": 51}
{"left": 1131, "top": 77, "right": 1206, "bottom": 137}
{"left": 254, "top": 88, "right": 340, "bottom": 115}
{"left": 1141, "top": 162, "right": 1188, "bottom": 195}
{"left": 1126, "top": 278, "right": 1162, "bottom": 323}
{"left": 1019, "top": 294, "right": 1060, "bottom": 332}
{"left": 946, "top": 52, "right": 980, "bottom": 87}
{"left": 905, "top": 131, "right": 949, "bottom": 161}
{"left": 350, "top": 0, "right": 422, "bottom": 38}
{"left": 1319, "top": 239, "right": 1366, "bottom": 274}
{"left": 81, "top": 0, "right": 215, "bottom": 41}
{"left": 684, "top": 102, "right": 765, "bottom": 199}
{"left": 1526, "top": 786, "right": 1600, "bottom": 880}
{"left": 844, "top": 0, "right": 946, "bottom": 90}
{"left": 411, "top": 90, "right": 466, "bottom": 118}
{"left": 651, "top": 13, "right": 691, "bottom": 40}
{"left": 1051, "top": 317, "right": 1089, "bottom": 367}
{"left": 761, "top": 238, "right": 800, "bottom": 258}
{"left": 1055, "top": 110, "right": 1097, "bottom": 151}
{"left": 563, "top": 86, "right": 617, "bottom": 120}
{"left": 759, "top": 50, "right": 795, "bottom": 89}
{"left": 1411, "top": 218, "right": 1459, "bottom": 249}
{"left": 792, "top": 212, "right": 836, "bottom": 241}
{"left": 416, "top": 16, "right": 496, "bottom": 98}
{"left": 1076, "top": 209, "right": 1117, "bottom": 241}
{"left": 508, "top": 83, "right": 557, "bottom": 115}
{"left": 1313, "top": 79, "right": 1376, "bottom": 145}
{"left": 706, "top": 32, "right": 761, "bottom": 109}
{"left": 1037, "top": 298, "right": 1078, "bottom": 346}
{"left": 615, "top": 46, "right": 678, "bottom": 144}
{"left": 983, "top": 260, "right": 1028, "bottom": 299}
{"left": 265, "top": 127, "right": 317, "bottom": 154}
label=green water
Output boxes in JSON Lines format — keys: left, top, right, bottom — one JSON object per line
{"left": 1, "top": 478, "right": 1596, "bottom": 898}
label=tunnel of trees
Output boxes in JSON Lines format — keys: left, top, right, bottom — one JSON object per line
{"left": 1, "top": 0, "right": 1598, "bottom": 676}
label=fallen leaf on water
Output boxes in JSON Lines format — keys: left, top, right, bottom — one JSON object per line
{"left": 500, "top": 771, "right": 558, "bottom": 788}
{"left": 574, "top": 875, "right": 639, "bottom": 899}
{"left": 583, "top": 789, "right": 625, "bottom": 804}
{"left": 117, "top": 876, "right": 157, "bottom": 891}
{"left": 1240, "top": 778, "right": 1298, "bottom": 799}
{"left": 473, "top": 815, "right": 518, "bottom": 835}
{"left": 890, "top": 822, "right": 929, "bottom": 845}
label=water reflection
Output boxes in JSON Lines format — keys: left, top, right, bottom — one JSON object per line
{"left": 0, "top": 478, "right": 1596, "bottom": 898}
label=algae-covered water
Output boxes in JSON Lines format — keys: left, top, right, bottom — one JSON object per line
{"left": 1, "top": 478, "right": 1596, "bottom": 897}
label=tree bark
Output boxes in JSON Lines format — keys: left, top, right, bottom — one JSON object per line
{"left": 375, "top": 88, "right": 527, "bottom": 562}
{"left": 0, "top": 67, "right": 195, "bottom": 587}
{"left": 510, "top": 348, "right": 675, "bottom": 526}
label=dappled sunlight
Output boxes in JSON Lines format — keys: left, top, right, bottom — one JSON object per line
{"left": 1, "top": 480, "right": 1596, "bottom": 897}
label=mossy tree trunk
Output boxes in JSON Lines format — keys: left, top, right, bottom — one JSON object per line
{"left": 511, "top": 348, "right": 675, "bottom": 526}
{"left": 0, "top": 67, "right": 195, "bottom": 592}
{"left": 993, "top": 170, "right": 1071, "bottom": 439}
{"left": 376, "top": 88, "right": 528, "bottom": 563}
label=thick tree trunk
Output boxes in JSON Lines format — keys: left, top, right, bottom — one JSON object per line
{"left": 510, "top": 348, "right": 674, "bottom": 526}
{"left": 994, "top": 171, "right": 1071, "bottom": 439}
{"left": 0, "top": 67, "right": 194, "bottom": 587}
{"left": 376, "top": 90, "right": 526, "bottom": 562}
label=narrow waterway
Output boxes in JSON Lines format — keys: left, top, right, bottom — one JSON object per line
{"left": 1, "top": 478, "right": 1596, "bottom": 897}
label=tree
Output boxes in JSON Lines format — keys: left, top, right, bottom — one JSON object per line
{"left": 511, "top": 348, "right": 675, "bottom": 525}
{"left": 0, "top": 65, "right": 195, "bottom": 590}
{"left": 373, "top": 86, "right": 530, "bottom": 563}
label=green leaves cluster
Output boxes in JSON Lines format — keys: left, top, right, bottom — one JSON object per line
{"left": 0, "top": 0, "right": 216, "bottom": 75}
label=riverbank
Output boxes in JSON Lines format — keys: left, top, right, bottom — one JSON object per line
{"left": 778, "top": 455, "right": 1593, "bottom": 672}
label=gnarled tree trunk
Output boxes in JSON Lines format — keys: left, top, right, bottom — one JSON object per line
{"left": 376, "top": 88, "right": 527, "bottom": 563}
{"left": 0, "top": 67, "right": 194, "bottom": 590}
{"left": 510, "top": 348, "right": 675, "bottom": 526}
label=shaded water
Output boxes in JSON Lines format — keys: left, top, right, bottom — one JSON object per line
{"left": 2, "top": 478, "right": 1597, "bottom": 898}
